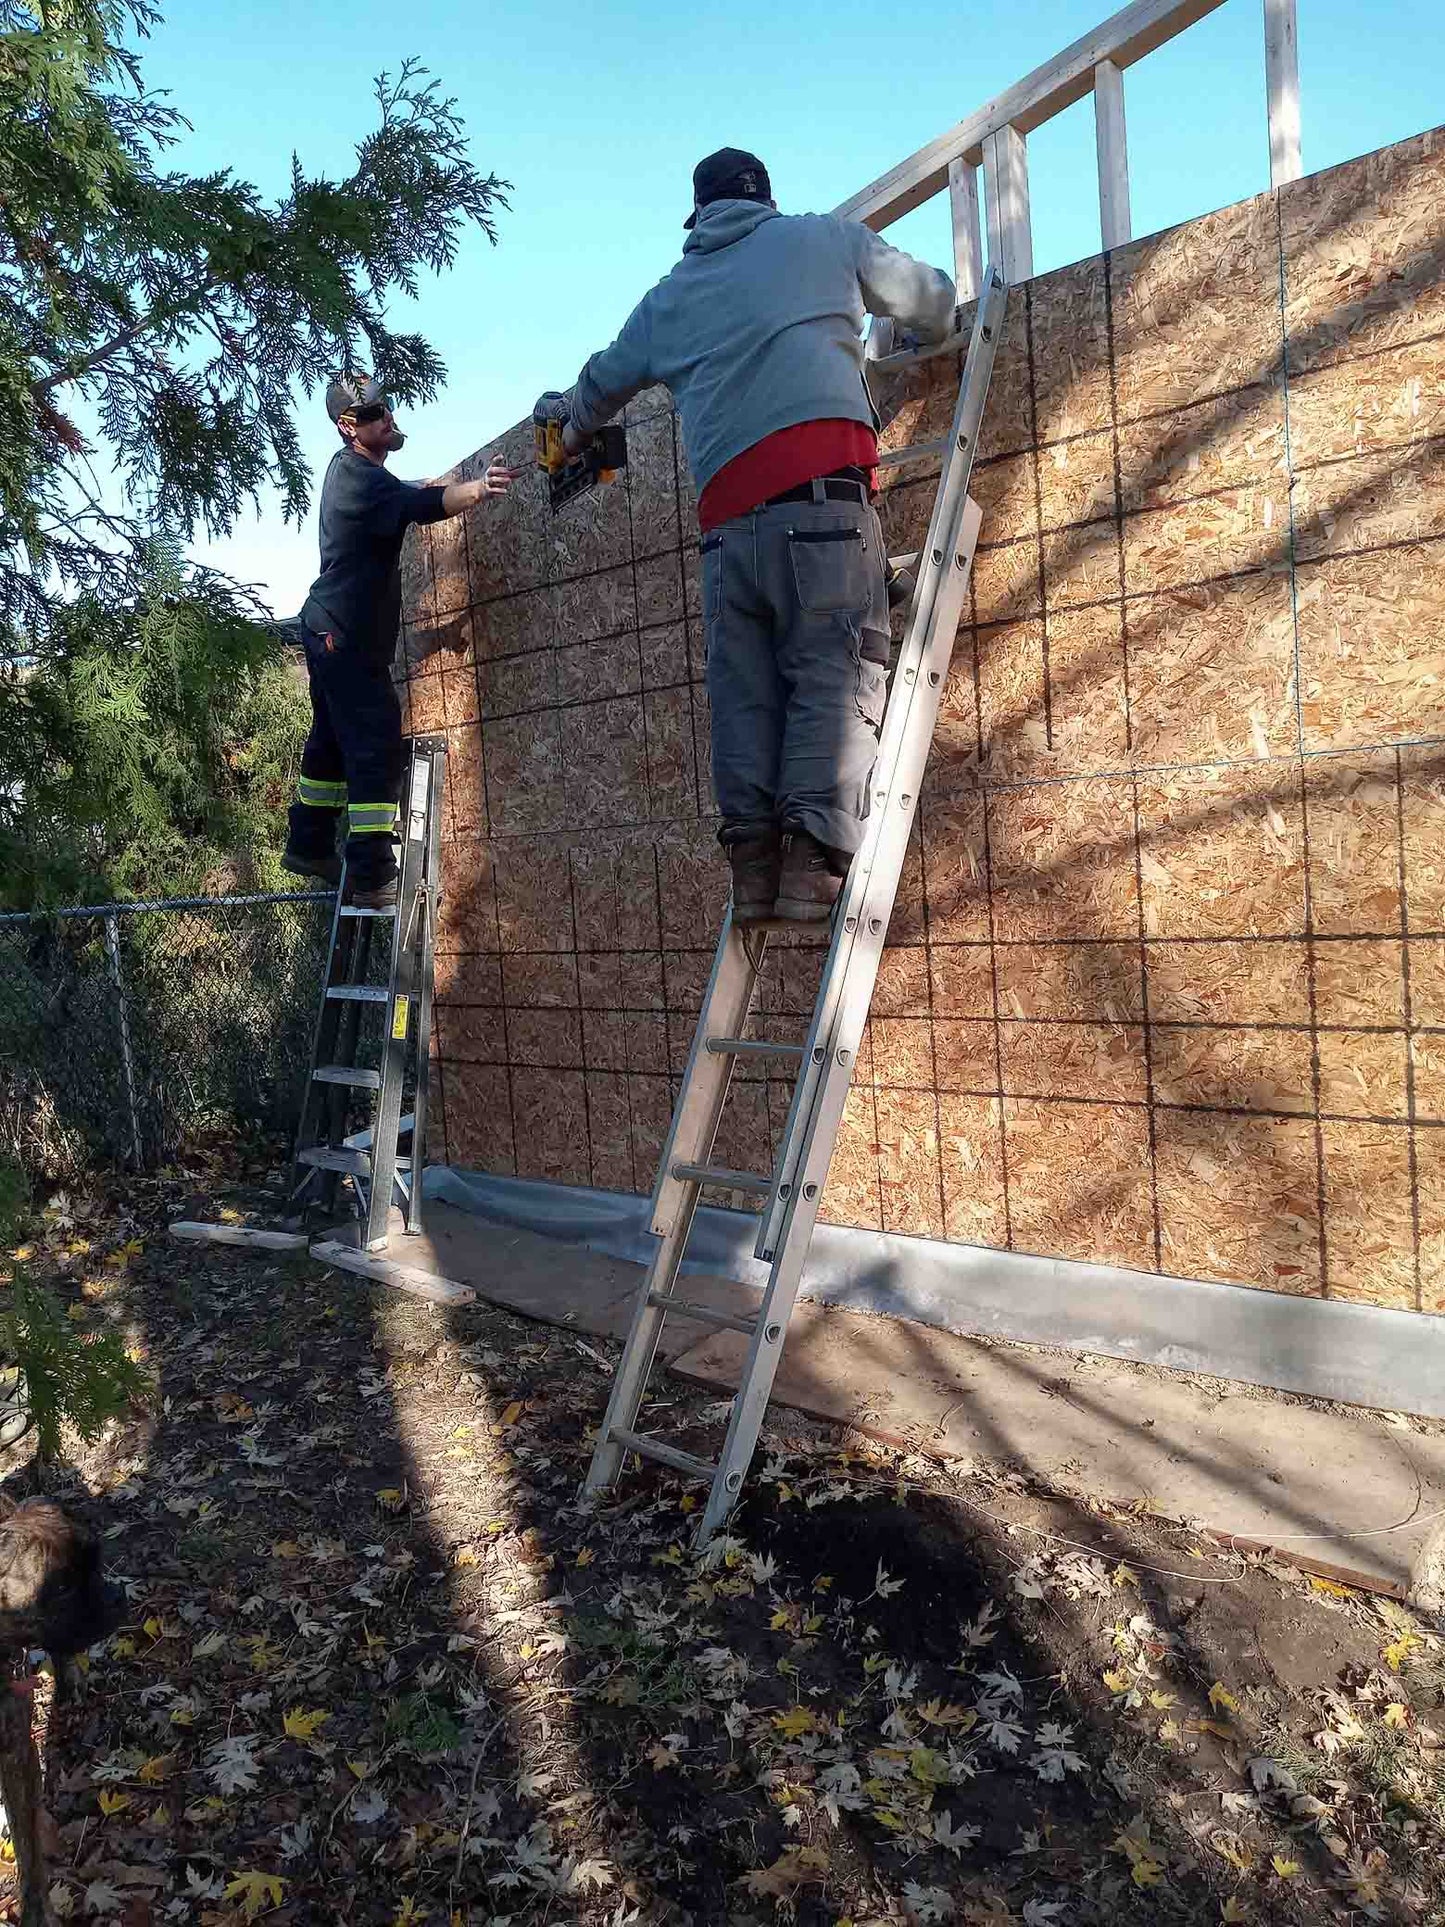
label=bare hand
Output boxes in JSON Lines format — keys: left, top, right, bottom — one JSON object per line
{"left": 561, "top": 421, "right": 589, "bottom": 460}
{"left": 477, "top": 458, "right": 517, "bottom": 498}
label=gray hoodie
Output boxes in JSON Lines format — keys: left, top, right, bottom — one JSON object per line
{"left": 569, "top": 200, "right": 956, "bottom": 494}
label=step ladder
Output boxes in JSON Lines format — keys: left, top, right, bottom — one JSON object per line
{"left": 585, "top": 266, "right": 1008, "bottom": 1542}
{"left": 288, "top": 733, "right": 447, "bottom": 1252}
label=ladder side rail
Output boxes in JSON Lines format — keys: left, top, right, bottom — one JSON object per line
{"left": 757, "top": 267, "right": 1007, "bottom": 1258}
{"left": 287, "top": 886, "right": 351, "bottom": 1205}
{"left": 406, "top": 741, "right": 446, "bottom": 1236}
{"left": 364, "top": 745, "right": 432, "bottom": 1249}
{"left": 585, "top": 917, "right": 765, "bottom": 1496}
{"left": 583, "top": 1181, "right": 713, "bottom": 1493}
{"left": 696, "top": 504, "right": 981, "bottom": 1544}
{"left": 648, "top": 917, "right": 766, "bottom": 1236}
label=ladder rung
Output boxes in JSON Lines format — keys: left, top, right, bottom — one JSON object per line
{"left": 344, "top": 1111, "right": 414, "bottom": 1151}
{"left": 312, "top": 1065, "right": 382, "bottom": 1090}
{"left": 705, "top": 1037, "right": 805, "bottom": 1060}
{"left": 339, "top": 904, "right": 397, "bottom": 919}
{"left": 325, "top": 985, "right": 388, "bottom": 1003}
{"left": 647, "top": 1291, "right": 757, "bottom": 1336}
{"left": 671, "top": 1162, "right": 773, "bottom": 1195}
{"left": 296, "top": 1146, "right": 372, "bottom": 1175}
{"left": 609, "top": 1428, "right": 716, "bottom": 1481}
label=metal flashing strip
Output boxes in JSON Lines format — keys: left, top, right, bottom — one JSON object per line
{"left": 424, "top": 1166, "right": 1445, "bottom": 1421}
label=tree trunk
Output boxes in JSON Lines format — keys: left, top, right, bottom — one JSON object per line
{"left": 0, "top": 1684, "right": 51, "bottom": 1927}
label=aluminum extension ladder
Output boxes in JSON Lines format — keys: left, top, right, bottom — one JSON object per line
{"left": 585, "top": 266, "right": 1008, "bottom": 1541}
{"left": 287, "top": 733, "right": 447, "bottom": 1252}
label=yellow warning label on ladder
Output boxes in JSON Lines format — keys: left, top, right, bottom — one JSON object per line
{"left": 392, "top": 995, "right": 410, "bottom": 1041}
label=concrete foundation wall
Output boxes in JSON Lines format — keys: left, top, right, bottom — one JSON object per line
{"left": 399, "top": 125, "right": 1445, "bottom": 1318}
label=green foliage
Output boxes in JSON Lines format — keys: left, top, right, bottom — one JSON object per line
{"left": 0, "top": 1270, "right": 149, "bottom": 1459}
{"left": 0, "top": 1156, "right": 27, "bottom": 1241}
{"left": 0, "top": 559, "right": 309, "bottom": 905}
{"left": 384, "top": 1691, "right": 463, "bottom": 1757}
{"left": 0, "top": 0, "right": 507, "bottom": 905}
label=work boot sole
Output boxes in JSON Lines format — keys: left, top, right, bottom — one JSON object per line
{"left": 772, "top": 893, "right": 838, "bottom": 923}
{"left": 732, "top": 895, "right": 777, "bottom": 924}
{"left": 282, "top": 853, "right": 342, "bottom": 887}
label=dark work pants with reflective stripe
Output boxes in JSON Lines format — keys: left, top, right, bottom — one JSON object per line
{"left": 699, "top": 489, "right": 890, "bottom": 859}
{"left": 285, "top": 623, "right": 403, "bottom": 887}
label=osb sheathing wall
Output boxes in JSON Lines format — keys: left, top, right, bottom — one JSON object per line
{"left": 397, "top": 125, "right": 1445, "bottom": 1316}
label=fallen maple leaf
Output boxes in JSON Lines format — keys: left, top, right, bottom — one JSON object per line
{"left": 282, "top": 1707, "right": 330, "bottom": 1742}
{"left": 137, "top": 1755, "right": 174, "bottom": 1785}
{"left": 1272, "top": 1856, "right": 1303, "bottom": 1879}
{"left": 772, "top": 1706, "right": 818, "bottom": 1739}
{"left": 1309, "top": 1575, "right": 1353, "bottom": 1599}
{"left": 1208, "top": 1681, "right": 1239, "bottom": 1715}
{"left": 97, "top": 1789, "right": 130, "bottom": 1817}
{"left": 1383, "top": 1702, "right": 1411, "bottom": 1730}
{"left": 224, "top": 1869, "right": 285, "bottom": 1919}
{"left": 742, "top": 1845, "right": 829, "bottom": 1898}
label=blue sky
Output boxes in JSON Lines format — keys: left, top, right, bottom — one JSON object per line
{"left": 137, "top": 0, "right": 1444, "bottom": 615}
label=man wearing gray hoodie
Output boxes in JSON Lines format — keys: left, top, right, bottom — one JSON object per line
{"left": 555, "top": 148, "right": 956, "bottom": 923}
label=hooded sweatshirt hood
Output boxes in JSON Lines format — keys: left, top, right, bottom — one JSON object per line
{"left": 682, "top": 198, "right": 781, "bottom": 255}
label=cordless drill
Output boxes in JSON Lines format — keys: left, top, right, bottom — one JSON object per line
{"left": 532, "top": 392, "right": 628, "bottom": 514}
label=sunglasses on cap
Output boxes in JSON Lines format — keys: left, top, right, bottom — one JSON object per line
{"left": 346, "top": 400, "right": 392, "bottom": 426}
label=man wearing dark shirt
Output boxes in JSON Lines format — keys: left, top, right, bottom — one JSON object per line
{"left": 282, "top": 373, "right": 514, "bottom": 908}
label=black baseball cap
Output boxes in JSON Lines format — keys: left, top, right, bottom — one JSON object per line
{"left": 684, "top": 147, "right": 772, "bottom": 229}
{"left": 325, "top": 371, "right": 390, "bottom": 424}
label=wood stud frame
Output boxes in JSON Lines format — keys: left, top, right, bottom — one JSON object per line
{"left": 838, "top": 0, "right": 1299, "bottom": 282}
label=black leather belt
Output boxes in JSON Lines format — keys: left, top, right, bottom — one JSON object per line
{"left": 763, "top": 469, "right": 872, "bottom": 510}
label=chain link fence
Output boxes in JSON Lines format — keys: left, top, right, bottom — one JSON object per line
{"left": 0, "top": 891, "right": 335, "bottom": 1176}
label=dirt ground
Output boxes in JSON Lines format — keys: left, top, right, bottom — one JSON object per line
{"left": 3, "top": 1159, "right": 1445, "bottom": 1926}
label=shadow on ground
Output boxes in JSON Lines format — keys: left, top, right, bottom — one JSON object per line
{"left": 6, "top": 1170, "right": 1444, "bottom": 1925}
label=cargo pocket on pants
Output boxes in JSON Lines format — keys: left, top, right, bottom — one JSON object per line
{"left": 854, "top": 630, "right": 889, "bottom": 730}
{"left": 788, "top": 525, "right": 871, "bottom": 615}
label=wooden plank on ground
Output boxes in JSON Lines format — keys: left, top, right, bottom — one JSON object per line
{"left": 169, "top": 1222, "right": 308, "bottom": 1252}
{"left": 309, "top": 1238, "right": 476, "bottom": 1306}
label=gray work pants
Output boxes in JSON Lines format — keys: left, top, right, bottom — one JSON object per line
{"left": 700, "top": 488, "right": 890, "bottom": 859}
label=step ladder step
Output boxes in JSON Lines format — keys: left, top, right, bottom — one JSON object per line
{"left": 296, "top": 1146, "right": 373, "bottom": 1175}
{"left": 670, "top": 1161, "right": 773, "bottom": 1196}
{"left": 609, "top": 1428, "right": 716, "bottom": 1481}
{"left": 325, "top": 985, "right": 389, "bottom": 1003}
{"left": 339, "top": 904, "right": 397, "bottom": 919}
{"left": 312, "top": 1065, "right": 382, "bottom": 1090}
{"left": 647, "top": 1291, "right": 757, "bottom": 1336}
{"left": 705, "top": 1037, "right": 805, "bottom": 1061}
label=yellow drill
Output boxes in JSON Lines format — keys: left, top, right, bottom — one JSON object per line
{"left": 532, "top": 392, "right": 627, "bottom": 513}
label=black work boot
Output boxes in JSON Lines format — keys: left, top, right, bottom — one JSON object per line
{"left": 281, "top": 849, "right": 342, "bottom": 888}
{"left": 776, "top": 831, "right": 847, "bottom": 923}
{"left": 724, "top": 831, "right": 782, "bottom": 924}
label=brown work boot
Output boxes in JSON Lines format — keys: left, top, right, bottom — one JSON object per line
{"left": 349, "top": 875, "right": 399, "bottom": 912}
{"left": 725, "top": 833, "right": 782, "bottom": 924}
{"left": 775, "top": 832, "right": 846, "bottom": 923}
